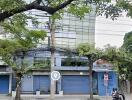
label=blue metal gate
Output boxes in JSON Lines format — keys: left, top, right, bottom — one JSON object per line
{"left": 0, "top": 75, "right": 9, "bottom": 94}
{"left": 62, "top": 75, "right": 90, "bottom": 94}
{"left": 33, "top": 75, "right": 50, "bottom": 94}
{"left": 98, "top": 71, "right": 118, "bottom": 96}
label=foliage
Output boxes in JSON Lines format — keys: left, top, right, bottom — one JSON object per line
{"left": 1, "top": 13, "right": 47, "bottom": 48}
{"left": 77, "top": 43, "right": 132, "bottom": 81}
{"left": 122, "top": 31, "right": 132, "bottom": 53}
{"left": 0, "top": 13, "right": 47, "bottom": 69}
{"left": 0, "top": 39, "right": 22, "bottom": 66}
{"left": 33, "top": 59, "right": 51, "bottom": 69}
{"left": 121, "top": 31, "right": 132, "bottom": 80}
{"left": 0, "top": 0, "right": 132, "bottom": 22}
{"left": 77, "top": 43, "right": 103, "bottom": 99}
{"left": 103, "top": 45, "right": 132, "bottom": 80}
{"left": 0, "top": 0, "right": 25, "bottom": 12}
{"left": 77, "top": 43, "right": 103, "bottom": 63}
{"left": 62, "top": 57, "right": 88, "bottom": 66}
{"left": 0, "top": 14, "right": 48, "bottom": 99}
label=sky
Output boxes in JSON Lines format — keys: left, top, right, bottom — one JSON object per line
{"left": 95, "top": 16, "right": 132, "bottom": 48}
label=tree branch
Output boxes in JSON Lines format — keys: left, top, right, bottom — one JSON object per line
{"left": 0, "top": 0, "right": 75, "bottom": 21}
{"left": 0, "top": 1, "right": 36, "bottom": 21}
{"left": 36, "top": 0, "right": 42, "bottom": 4}
{"left": 53, "top": 0, "right": 74, "bottom": 12}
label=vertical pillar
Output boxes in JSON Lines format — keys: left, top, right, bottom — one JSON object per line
{"left": 9, "top": 74, "right": 12, "bottom": 94}
{"left": 126, "top": 80, "right": 130, "bottom": 93}
{"left": 56, "top": 57, "right": 61, "bottom": 67}
{"left": 58, "top": 76, "right": 62, "bottom": 95}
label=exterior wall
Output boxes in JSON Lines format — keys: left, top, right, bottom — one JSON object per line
{"left": 20, "top": 70, "right": 118, "bottom": 96}
{"left": 21, "top": 74, "right": 51, "bottom": 94}
{"left": 19, "top": 51, "right": 118, "bottom": 96}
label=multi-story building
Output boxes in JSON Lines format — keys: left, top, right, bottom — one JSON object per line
{"left": 25, "top": 6, "right": 96, "bottom": 48}
{"left": 0, "top": 2, "right": 118, "bottom": 96}
{"left": 19, "top": 8, "right": 117, "bottom": 96}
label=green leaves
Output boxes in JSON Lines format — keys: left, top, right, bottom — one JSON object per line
{"left": 48, "top": 0, "right": 92, "bottom": 20}
{"left": 0, "top": 0, "right": 25, "bottom": 12}
{"left": 67, "top": 2, "right": 92, "bottom": 19}
{"left": 1, "top": 12, "right": 47, "bottom": 49}
{"left": 28, "top": 30, "right": 47, "bottom": 41}
{"left": 77, "top": 43, "right": 102, "bottom": 62}
{"left": 103, "top": 45, "right": 132, "bottom": 80}
{"left": 0, "top": 11, "right": 47, "bottom": 72}
{"left": 122, "top": 31, "right": 132, "bottom": 53}
{"left": 0, "top": 39, "right": 23, "bottom": 66}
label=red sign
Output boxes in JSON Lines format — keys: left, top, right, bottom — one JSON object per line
{"left": 104, "top": 73, "right": 108, "bottom": 86}
{"left": 104, "top": 73, "right": 108, "bottom": 81}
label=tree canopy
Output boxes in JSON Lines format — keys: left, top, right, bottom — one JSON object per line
{"left": 0, "top": 0, "right": 132, "bottom": 21}
{"left": 122, "top": 31, "right": 132, "bottom": 53}
{"left": 103, "top": 45, "right": 132, "bottom": 81}
{"left": 0, "top": 13, "right": 47, "bottom": 67}
{"left": 0, "top": 14, "right": 47, "bottom": 100}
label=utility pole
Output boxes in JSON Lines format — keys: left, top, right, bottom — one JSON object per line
{"left": 49, "top": 17, "right": 56, "bottom": 100}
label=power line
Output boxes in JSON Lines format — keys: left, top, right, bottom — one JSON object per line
{"left": 96, "top": 16, "right": 132, "bottom": 22}
{"left": 96, "top": 20, "right": 132, "bottom": 26}
{"left": 95, "top": 33, "right": 124, "bottom": 36}
{"left": 95, "top": 29, "right": 129, "bottom": 33}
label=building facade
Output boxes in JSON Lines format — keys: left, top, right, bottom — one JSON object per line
{"left": 26, "top": 6, "right": 96, "bottom": 48}
{"left": 0, "top": 1, "right": 118, "bottom": 96}
{"left": 18, "top": 49, "right": 118, "bottom": 96}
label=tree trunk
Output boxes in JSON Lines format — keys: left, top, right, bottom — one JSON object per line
{"left": 50, "top": 18, "right": 56, "bottom": 100}
{"left": 15, "top": 75, "right": 21, "bottom": 100}
{"left": 130, "top": 80, "right": 132, "bottom": 93}
{"left": 89, "top": 63, "right": 93, "bottom": 100}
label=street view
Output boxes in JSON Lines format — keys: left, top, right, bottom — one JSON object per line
{"left": 0, "top": 0, "right": 132, "bottom": 100}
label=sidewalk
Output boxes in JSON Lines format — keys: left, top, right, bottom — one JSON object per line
{"left": 0, "top": 94, "right": 131, "bottom": 100}
{"left": 99, "top": 94, "right": 132, "bottom": 100}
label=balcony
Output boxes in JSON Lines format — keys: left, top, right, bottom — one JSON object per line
{"left": 54, "top": 66, "right": 89, "bottom": 71}
{"left": 54, "top": 56, "right": 89, "bottom": 71}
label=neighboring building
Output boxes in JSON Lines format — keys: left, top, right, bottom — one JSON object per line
{"left": 0, "top": 58, "right": 12, "bottom": 94}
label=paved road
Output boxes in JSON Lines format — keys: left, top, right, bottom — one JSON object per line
{"left": 0, "top": 94, "right": 131, "bottom": 100}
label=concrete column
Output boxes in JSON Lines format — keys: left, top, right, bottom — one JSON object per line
{"left": 58, "top": 77, "right": 63, "bottom": 95}
{"left": 126, "top": 80, "right": 130, "bottom": 93}
{"left": 9, "top": 74, "right": 12, "bottom": 94}
{"left": 56, "top": 57, "right": 61, "bottom": 67}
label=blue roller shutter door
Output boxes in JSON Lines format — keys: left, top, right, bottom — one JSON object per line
{"left": 0, "top": 75, "right": 9, "bottom": 94}
{"left": 62, "top": 75, "right": 90, "bottom": 94}
{"left": 33, "top": 75, "right": 50, "bottom": 94}
{"left": 21, "top": 75, "right": 33, "bottom": 93}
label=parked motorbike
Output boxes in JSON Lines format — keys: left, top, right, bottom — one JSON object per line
{"left": 112, "top": 88, "right": 125, "bottom": 100}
